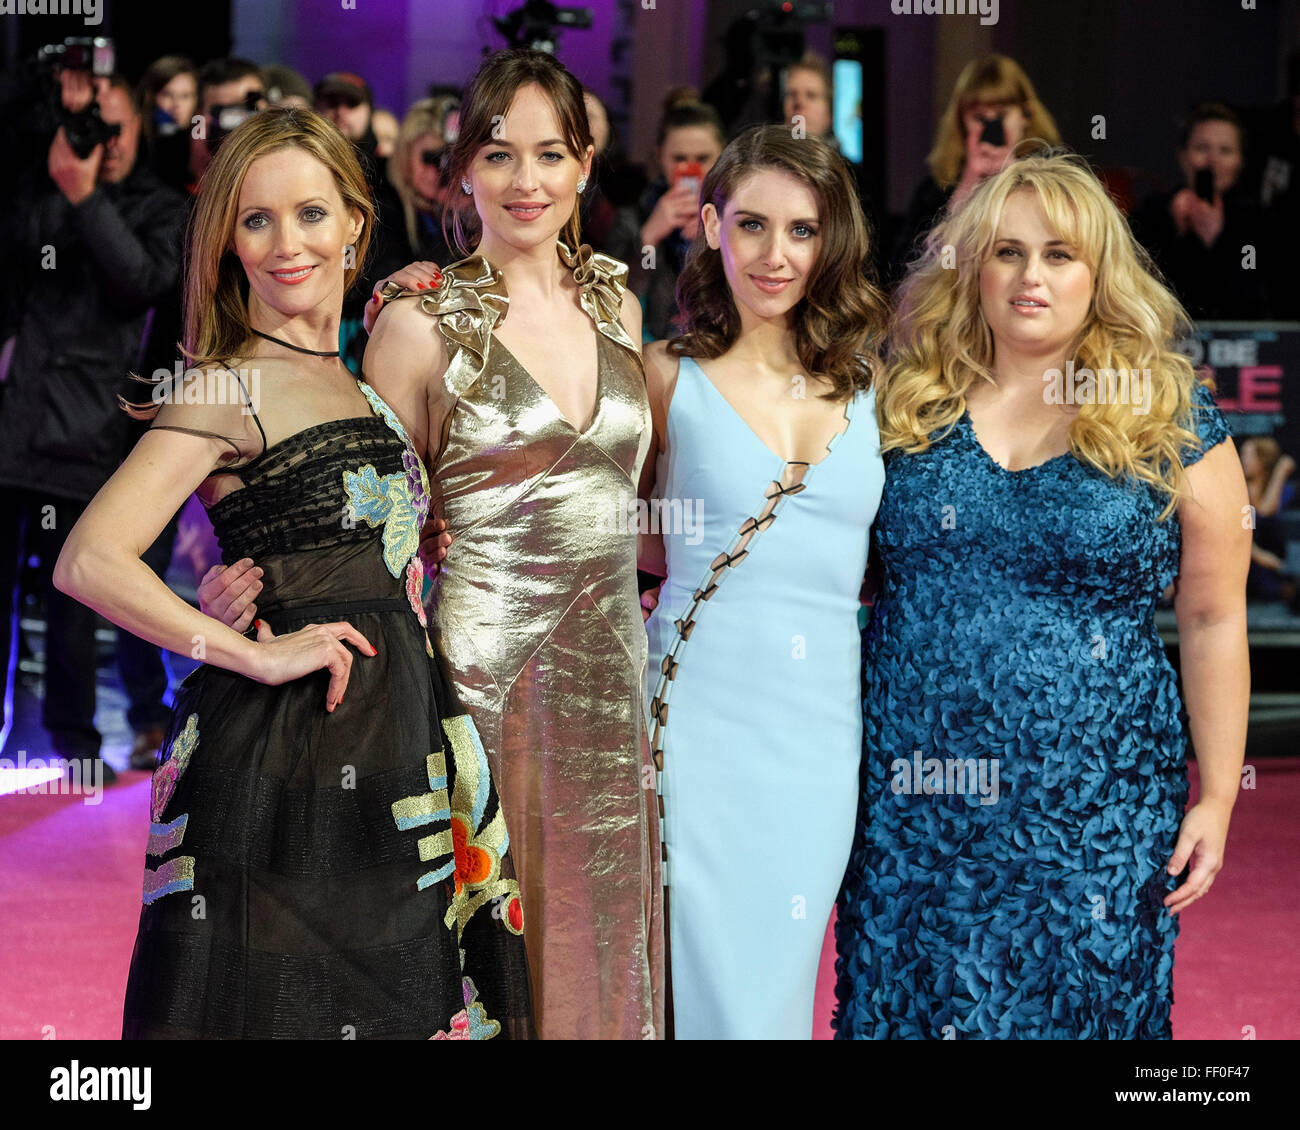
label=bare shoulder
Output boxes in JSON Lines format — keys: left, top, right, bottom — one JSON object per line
{"left": 642, "top": 339, "right": 683, "bottom": 437}
{"left": 150, "top": 363, "right": 262, "bottom": 461}
{"left": 367, "top": 295, "right": 448, "bottom": 377}
{"left": 642, "top": 339, "right": 681, "bottom": 383}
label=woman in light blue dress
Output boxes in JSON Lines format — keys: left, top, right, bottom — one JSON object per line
{"left": 640, "top": 126, "right": 889, "bottom": 1038}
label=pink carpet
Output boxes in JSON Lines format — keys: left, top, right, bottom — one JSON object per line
{"left": 2, "top": 759, "right": 1295, "bottom": 1039}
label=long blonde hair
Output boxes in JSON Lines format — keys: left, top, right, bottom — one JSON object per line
{"left": 183, "top": 107, "right": 375, "bottom": 369}
{"left": 879, "top": 150, "right": 1204, "bottom": 519}
{"left": 928, "top": 55, "right": 1060, "bottom": 190}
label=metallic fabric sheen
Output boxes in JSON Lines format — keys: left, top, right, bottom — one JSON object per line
{"left": 409, "top": 244, "right": 665, "bottom": 1039}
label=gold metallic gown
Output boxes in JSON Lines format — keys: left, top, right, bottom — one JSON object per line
{"left": 395, "top": 243, "right": 665, "bottom": 1039}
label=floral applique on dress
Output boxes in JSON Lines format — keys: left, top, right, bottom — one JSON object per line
{"left": 142, "top": 713, "right": 199, "bottom": 905}
{"left": 431, "top": 977, "right": 501, "bottom": 1040}
{"left": 347, "top": 381, "right": 437, "bottom": 655}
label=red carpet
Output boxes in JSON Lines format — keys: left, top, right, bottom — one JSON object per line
{"left": 2, "top": 759, "right": 1296, "bottom": 1040}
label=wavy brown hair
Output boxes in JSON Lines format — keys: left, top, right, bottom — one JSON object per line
{"left": 670, "top": 124, "right": 887, "bottom": 399}
{"left": 444, "top": 48, "right": 592, "bottom": 257}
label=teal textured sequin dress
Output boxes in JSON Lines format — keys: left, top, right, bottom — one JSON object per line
{"left": 834, "top": 381, "right": 1230, "bottom": 1039}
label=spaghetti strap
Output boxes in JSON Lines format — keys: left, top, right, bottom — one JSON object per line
{"left": 231, "top": 369, "right": 268, "bottom": 457}
{"left": 145, "top": 365, "right": 265, "bottom": 477}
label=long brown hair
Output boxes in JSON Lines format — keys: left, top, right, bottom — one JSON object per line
{"left": 670, "top": 124, "right": 887, "bottom": 399}
{"left": 443, "top": 48, "right": 592, "bottom": 257}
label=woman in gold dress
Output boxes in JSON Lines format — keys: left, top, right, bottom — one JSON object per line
{"left": 202, "top": 49, "right": 664, "bottom": 1039}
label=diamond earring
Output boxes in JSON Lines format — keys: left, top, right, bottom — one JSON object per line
{"left": 576, "top": 176, "right": 588, "bottom": 193}
{"left": 460, "top": 178, "right": 472, "bottom": 195}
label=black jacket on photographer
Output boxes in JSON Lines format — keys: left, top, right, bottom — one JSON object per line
{"left": 0, "top": 157, "right": 188, "bottom": 503}
{"left": 1130, "top": 187, "right": 1271, "bottom": 321}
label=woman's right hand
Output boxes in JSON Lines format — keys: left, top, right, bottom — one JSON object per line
{"left": 418, "top": 516, "right": 454, "bottom": 573}
{"left": 641, "top": 183, "right": 699, "bottom": 248}
{"left": 198, "top": 557, "right": 263, "bottom": 632}
{"left": 248, "top": 618, "right": 376, "bottom": 713}
{"left": 363, "top": 261, "right": 444, "bottom": 334}
{"left": 951, "top": 122, "right": 1009, "bottom": 209}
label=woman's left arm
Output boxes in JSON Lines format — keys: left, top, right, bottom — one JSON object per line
{"left": 1166, "top": 439, "right": 1252, "bottom": 913}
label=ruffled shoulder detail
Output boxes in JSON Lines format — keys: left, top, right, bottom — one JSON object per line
{"left": 401, "top": 255, "right": 510, "bottom": 402}
{"left": 556, "top": 242, "right": 641, "bottom": 361}
{"left": 396, "top": 243, "right": 639, "bottom": 401}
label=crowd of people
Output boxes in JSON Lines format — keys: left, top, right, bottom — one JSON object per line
{"left": 0, "top": 36, "right": 1288, "bottom": 1040}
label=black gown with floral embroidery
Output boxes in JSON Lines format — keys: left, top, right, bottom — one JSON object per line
{"left": 122, "top": 381, "right": 533, "bottom": 1039}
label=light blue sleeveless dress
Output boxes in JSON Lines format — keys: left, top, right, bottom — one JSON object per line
{"left": 644, "top": 356, "right": 884, "bottom": 1039}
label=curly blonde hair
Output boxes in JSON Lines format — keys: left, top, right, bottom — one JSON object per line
{"left": 879, "top": 150, "right": 1205, "bottom": 519}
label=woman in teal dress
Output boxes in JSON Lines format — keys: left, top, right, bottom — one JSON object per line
{"left": 834, "top": 152, "right": 1250, "bottom": 1039}
{"left": 640, "top": 126, "right": 888, "bottom": 1038}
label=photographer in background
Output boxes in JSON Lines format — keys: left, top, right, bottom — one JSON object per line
{"left": 1131, "top": 103, "right": 1272, "bottom": 321}
{"left": 0, "top": 67, "right": 188, "bottom": 784}
{"left": 888, "top": 54, "right": 1060, "bottom": 287}
{"left": 191, "top": 56, "right": 265, "bottom": 183}
{"left": 604, "top": 88, "right": 725, "bottom": 340}
{"left": 373, "top": 96, "right": 462, "bottom": 279}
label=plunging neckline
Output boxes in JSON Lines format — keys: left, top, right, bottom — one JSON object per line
{"left": 490, "top": 325, "right": 604, "bottom": 437}
{"left": 687, "top": 356, "right": 855, "bottom": 469}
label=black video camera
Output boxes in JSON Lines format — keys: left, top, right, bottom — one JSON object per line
{"left": 37, "top": 36, "right": 115, "bottom": 76}
{"left": 206, "top": 91, "right": 264, "bottom": 152}
{"left": 63, "top": 100, "right": 120, "bottom": 159}
{"left": 36, "top": 37, "right": 119, "bottom": 159}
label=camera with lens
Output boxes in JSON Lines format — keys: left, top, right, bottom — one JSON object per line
{"left": 34, "top": 37, "right": 120, "bottom": 159}
{"left": 206, "top": 91, "right": 264, "bottom": 152}
{"left": 63, "top": 100, "right": 120, "bottom": 159}
{"left": 37, "top": 36, "right": 115, "bottom": 77}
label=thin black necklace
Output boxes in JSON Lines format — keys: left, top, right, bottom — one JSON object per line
{"left": 249, "top": 327, "right": 340, "bottom": 357}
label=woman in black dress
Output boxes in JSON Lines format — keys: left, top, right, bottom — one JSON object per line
{"left": 55, "top": 108, "right": 532, "bottom": 1039}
